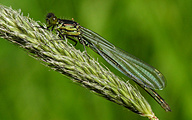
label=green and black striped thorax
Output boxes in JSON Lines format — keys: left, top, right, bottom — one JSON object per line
{"left": 45, "top": 13, "right": 93, "bottom": 47}
{"left": 46, "top": 13, "right": 81, "bottom": 37}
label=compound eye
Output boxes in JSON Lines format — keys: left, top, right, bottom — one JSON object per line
{"left": 46, "top": 13, "right": 55, "bottom": 19}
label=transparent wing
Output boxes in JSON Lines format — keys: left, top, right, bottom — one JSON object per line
{"left": 80, "top": 27, "right": 166, "bottom": 90}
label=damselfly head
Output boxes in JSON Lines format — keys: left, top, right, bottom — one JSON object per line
{"left": 46, "top": 13, "right": 58, "bottom": 26}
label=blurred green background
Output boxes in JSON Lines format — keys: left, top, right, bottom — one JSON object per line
{"left": 0, "top": 0, "right": 191, "bottom": 120}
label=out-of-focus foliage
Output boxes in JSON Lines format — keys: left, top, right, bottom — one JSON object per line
{"left": 0, "top": 0, "right": 191, "bottom": 120}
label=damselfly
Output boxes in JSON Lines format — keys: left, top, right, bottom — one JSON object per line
{"left": 43, "top": 13, "right": 171, "bottom": 111}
